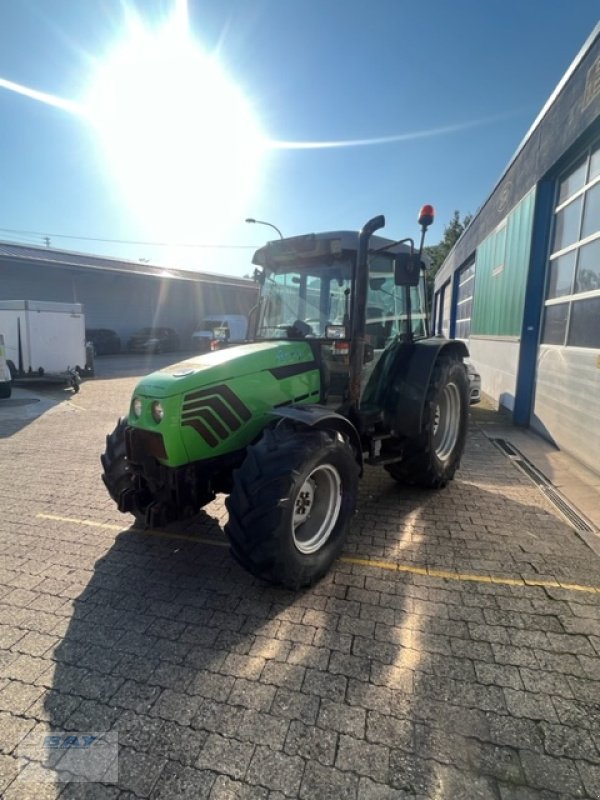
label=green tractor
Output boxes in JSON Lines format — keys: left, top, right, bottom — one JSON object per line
{"left": 102, "top": 208, "right": 469, "bottom": 588}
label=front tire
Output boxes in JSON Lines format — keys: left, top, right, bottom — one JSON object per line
{"left": 225, "top": 427, "right": 359, "bottom": 589}
{"left": 385, "top": 354, "right": 469, "bottom": 489}
{"left": 101, "top": 418, "right": 155, "bottom": 525}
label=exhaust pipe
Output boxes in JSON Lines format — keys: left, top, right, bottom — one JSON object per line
{"left": 348, "top": 214, "right": 385, "bottom": 412}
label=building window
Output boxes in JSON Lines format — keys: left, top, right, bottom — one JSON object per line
{"left": 541, "top": 140, "right": 600, "bottom": 349}
{"left": 434, "top": 281, "right": 451, "bottom": 336}
{"left": 541, "top": 302, "right": 569, "bottom": 345}
{"left": 454, "top": 260, "right": 475, "bottom": 340}
{"left": 439, "top": 281, "right": 451, "bottom": 337}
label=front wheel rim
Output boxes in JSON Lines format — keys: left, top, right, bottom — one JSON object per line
{"left": 292, "top": 464, "right": 342, "bottom": 555}
{"left": 432, "top": 382, "right": 461, "bottom": 462}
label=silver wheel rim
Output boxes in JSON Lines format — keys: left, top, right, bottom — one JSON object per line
{"left": 432, "top": 382, "right": 461, "bottom": 462}
{"left": 292, "top": 464, "right": 342, "bottom": 555}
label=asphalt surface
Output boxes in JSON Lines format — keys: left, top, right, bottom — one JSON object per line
{"left": 0, "top": 355, "right": 599, "bottom": 799}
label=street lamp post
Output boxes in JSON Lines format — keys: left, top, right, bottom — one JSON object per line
{"left": 245, "top": 218, "right": 284, "bottom": 240}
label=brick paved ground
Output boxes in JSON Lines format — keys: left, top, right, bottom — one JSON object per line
{"left": 0, "top": 365, "right": 599, "bottom": 799}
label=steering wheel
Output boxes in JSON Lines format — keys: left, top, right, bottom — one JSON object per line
{"left": 288, "top": 319, "right": 313, "bottom": 338}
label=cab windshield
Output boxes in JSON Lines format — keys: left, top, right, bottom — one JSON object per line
{"left": 256, "top": 253, "right": 427, "bottom": 343}
{"left": 256, "top": 260, "right": 353, "bottom": 339}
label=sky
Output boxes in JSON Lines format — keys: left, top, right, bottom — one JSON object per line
{"left": 0, "top": 0, "right": 598, "bottom": 277}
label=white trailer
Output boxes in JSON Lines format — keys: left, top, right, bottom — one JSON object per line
{"left": 0, "top": 300, "right": 90, "bottom": 388}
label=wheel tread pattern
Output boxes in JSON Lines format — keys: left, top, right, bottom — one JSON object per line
{"left": 385, "top": 354, "right": 469, "bottom": 489}
{"left": 101, "top": 418, "right": 153, "bottom": 525}
{"left": 225, "top": 427, "right": 358, "bottom": 588}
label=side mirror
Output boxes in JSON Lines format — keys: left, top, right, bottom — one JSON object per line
{"left": 394, "top": 253, "right": 422, "bottom": 286}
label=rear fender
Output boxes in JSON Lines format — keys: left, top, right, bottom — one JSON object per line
{"left": 270, "top": 404, "right": 363, "bottom": 473}
{"left": 381, "top": 339, "right": 469, "bottom": 437}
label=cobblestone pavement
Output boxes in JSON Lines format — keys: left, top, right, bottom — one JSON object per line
{"left": 0, "top": 369, "right": 599, "bottom": 800}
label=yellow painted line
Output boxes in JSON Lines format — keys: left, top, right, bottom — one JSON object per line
{"left": 35, "top": 513, "right": 228, "bottom": 548}
{"left": 558, "top": 581, "right": 596, "bottom": 592}
{"left": 36, "top": 514, "right": 600, "bottom": 594}
{"left": 338, "top": 555, "right": 599, "bottom": 594}
{"left": 37, "top": 513, "right": 122, "bottom": 531}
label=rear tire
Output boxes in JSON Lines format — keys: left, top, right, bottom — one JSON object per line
{"left": 225, "top": 427, "right": 359, "bottom": 589}
{"left": 385, "top": 354, "right": 469, "bottom": 489}
{"left": 101, "top": 418, "right": 154, "bottom": 525}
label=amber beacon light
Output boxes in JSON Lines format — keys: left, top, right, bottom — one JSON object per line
{"left": 418, "top": 205, "right": 435, "bottom": 229}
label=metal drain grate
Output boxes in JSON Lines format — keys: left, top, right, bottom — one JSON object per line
{"left": 513, "top": 458, "right": 549, "bottom": 487}
{"left": 490, "top": 438, "right": 595, "bottom": 533}
{"left": 541, "top": 486, "right": 595, "bottom": 533}
{"left": 493, "top": 438, "right": 519, "bottom": 458}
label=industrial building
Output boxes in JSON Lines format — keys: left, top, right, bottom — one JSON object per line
{"left": 434, "top": 23, "right": 600, "bottom": 474}
{"left": 0, "top": 242, "right": 258, "bottom": 350}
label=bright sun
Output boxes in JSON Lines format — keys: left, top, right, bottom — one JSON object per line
{"left": 85, "top": 2, "right": 265, "bottom": 248}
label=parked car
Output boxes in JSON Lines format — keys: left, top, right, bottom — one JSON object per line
{"left": 466, "top": 361, "right": 481, "bottom": 405}
{"left": 191, "top": 315, "right": 247, "bottom": 352}
{"left": 85, "top": 328, "right": 121, "bottom": 356}
{"left": 128, "top": 327, "right": 180, "bottom": 354}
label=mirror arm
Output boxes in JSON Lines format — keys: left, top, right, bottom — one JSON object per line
{"left": 405, "top": 284, "right": 413, "bottom": 345}
{"left": 417, "top": 227, "right": 428, "bottom": 261}
{"left": 370, "top": 237, "right": 414, "bottom": 255}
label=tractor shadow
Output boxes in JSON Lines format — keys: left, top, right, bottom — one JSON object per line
{"left": 0, "top": 384, "right": 76, "bottom": 438}
{"left": 36, "top": 452, "right": 600, "bottom": 798}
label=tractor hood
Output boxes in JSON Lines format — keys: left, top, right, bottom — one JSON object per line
{"left": 128, "top": 340, "right": 322, "bottom": 467}
{"left": 134, "top": 340, "right": 316, "bottom": 399}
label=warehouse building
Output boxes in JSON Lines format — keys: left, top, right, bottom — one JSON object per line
{"left": 434, "top": 23, "right": 600, "bottom": 474}
{"left": 0, "top": 242, "right": 258, "bottom": 349}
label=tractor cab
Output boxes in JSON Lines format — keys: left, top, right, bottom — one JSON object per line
{"left": 251, "top": 230, "right": 428, "bottom": 412}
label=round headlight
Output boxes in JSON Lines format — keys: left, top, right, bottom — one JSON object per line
{"left": 151, "top": 401, "right": 164, "bottom": 423}
{"left": 132, "top": 397, "right": 142, "bottom": 418}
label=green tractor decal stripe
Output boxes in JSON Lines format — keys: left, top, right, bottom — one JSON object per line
{"left": 181, "top": 384, "right": 252, "bottom": 449}
{"left": 268, "top": 361, "right": 318, "bottom": 380}
{"left": 183, "top": 384, "right": 252, "bottom": 420}
{"left": 182, "top": 418, "right": 219, "bottom": 447}
{"left": 182, "top": 395, "right": 242, "bottom": 431}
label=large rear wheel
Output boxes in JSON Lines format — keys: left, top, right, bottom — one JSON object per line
{"left": 385, "top": 354, "right": 469, "bottom": 489}
{"left": 225, "top": 426, "right": 359, "bottom": 588}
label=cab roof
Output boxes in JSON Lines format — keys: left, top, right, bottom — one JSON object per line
{"left": 252, "top": 230, "right": 413, "bottom": 268}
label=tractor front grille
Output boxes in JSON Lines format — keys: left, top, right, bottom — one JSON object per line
{"left": 127, "top": 427, "right": 167, "bottom": 461}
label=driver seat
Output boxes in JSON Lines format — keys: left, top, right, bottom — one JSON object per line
{"left": 365, "top": 307, "right": 387, "bottom": 349}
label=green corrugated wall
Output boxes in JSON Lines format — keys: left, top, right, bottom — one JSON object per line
{"left": 471, "top": 187, "right": 536, "bottom": 337}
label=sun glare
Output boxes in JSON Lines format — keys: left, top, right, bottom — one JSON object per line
{"left": 84, "top": 2, "right": 265, "bottom": 249}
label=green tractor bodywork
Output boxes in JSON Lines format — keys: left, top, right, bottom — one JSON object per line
{"left": 102, "top": 212, "right": 470, "bottom": 588}
{"left": 128, "top": 342, "right": 320, "bottom": 467}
